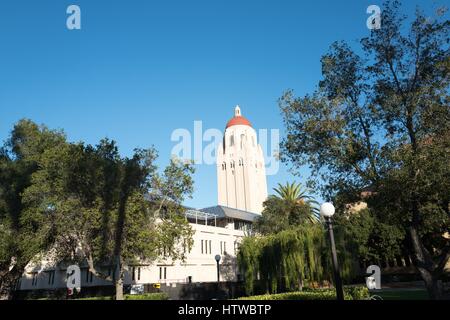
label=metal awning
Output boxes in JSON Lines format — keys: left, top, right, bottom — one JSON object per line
{"left": 199, "top": 205, "right": 260, "bottom": 222}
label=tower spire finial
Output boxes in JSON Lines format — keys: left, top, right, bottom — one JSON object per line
{"left": 235, "top": 105, "right": 241, "bottom": 117}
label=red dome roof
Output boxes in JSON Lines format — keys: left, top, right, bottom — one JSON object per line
{"left": 226, "top": 116, "right": 252, "bottom": 129}
{"left": 226, "top": 106, "right": 253, "bottom": 129}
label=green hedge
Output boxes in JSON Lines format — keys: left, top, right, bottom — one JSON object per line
{"left": 77, "top": 293, "right": 169, "bottom": 300}
{"left": 125, "top": 293, "right": 169, "bottom": 300}
{"left": 237, "top": 286, "right": 369, "bottom": 300}
{"left": 343, "top": 286, "right": 370, "bottom": 300}
{"left": 77, "top": 296, "right": 113, "bottom": 300}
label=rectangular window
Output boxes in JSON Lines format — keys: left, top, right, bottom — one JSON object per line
{"left": 224, "top": 242, "right": 227, "bottom": 255}
{"left": 132, "top": 267, "right": 136, "bottom": 281}
{"left": 16, "top": 279, "right": 21, "bottom": 290}
{"left": 220, "top": 241, "right": 223, "bottom": 254}
{"left": 85, "top": 270, "right": 93, "bottom": 283}
{"left": 48, "top": 271, "right": 55, "bottom": 285}
{"left": 159, "top": 267, "right": 167, "bottom": 280}
{"left": 32, "top": 273, "right": 38, "bottom": 286}
{"left": 201, "top": 240, "right": 204, "bottom": 254}
{"left": 209, "top": 240, "right": 212, "bottom": 254}
{"left": 138, "top": 267, "right": 141, "bottom": 281}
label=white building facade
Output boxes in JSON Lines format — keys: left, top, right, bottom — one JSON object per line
{"left": 18, "top": 210, "right": 256, "bottom": 291}
{"left": 17, "top": 106, "right": 268, "bottom": 293}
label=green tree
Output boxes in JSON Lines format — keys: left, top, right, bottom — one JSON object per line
{"left": 273, "top": 182, "right": 320, "bottom": 221}
{"left": 335, "top": 209, "right": 405, "bottom": 266}
{"left": 256, "top": 182, "right": 318, "bottom": 234}
{"left": 238, "top": 225, "right": 336, "bottom": 295}
{"left": 20, "top": 136, "right": 195, "bottom": 300}
{"left": 0, "top": 119, "right": 67, "bottom": 299}
{"left": 280, "top": 0, "right": 449, "bottom": 299}
{"left": 242, "top": 182, "right": 358, "bottom": 295}
{"left": 0, "top": 120, "right": 195, "bottom": 300}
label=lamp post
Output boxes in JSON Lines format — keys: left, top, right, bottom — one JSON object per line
{"left": 320, "top": 202, "right": 344, "bottom": 301}
{"left": 215, "top": 255, "right": 221, "bottom": 283}
{"left": 214, "top": 255, "right": 222, "bottom": 299}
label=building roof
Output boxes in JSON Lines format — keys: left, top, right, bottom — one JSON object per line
{"left": 200, "top": 205, "right": 260, "bottom": 222}
{"left": 226, "top": 105, "right": 252, "bottom": 129}
{"left": 226, "top": 116, "right": 252, "bottom": 129}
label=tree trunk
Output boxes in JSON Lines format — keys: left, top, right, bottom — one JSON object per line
{"left": 417, "top": 268, "right": 442, "bottom": 300}
{"left": 115, "top": 278, "right": 124, "bottom": 300}
{"left": 0, "top": 277, "right": 14, "bottom": 300}
{"left": 409, "top": 226, "right": 443, "bottom": 300}
{"left": 114, "top": 256, "right": 125, "bottom": 301}
{"left": 0, "top": 268, "right": 22, "bottom": 300}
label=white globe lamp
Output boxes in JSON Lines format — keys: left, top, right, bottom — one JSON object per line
{"left": 320, "top": 202, "right": 335, "bottom": 218}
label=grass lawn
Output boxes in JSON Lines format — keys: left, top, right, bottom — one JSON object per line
{"left": 371, "top": 289, "right": 429, "bottom": 300}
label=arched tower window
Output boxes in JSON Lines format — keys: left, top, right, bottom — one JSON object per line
{"left": 230, "top": 135, "right": 235, "bottom": 146}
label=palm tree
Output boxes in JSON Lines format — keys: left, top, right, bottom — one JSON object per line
{"left": 273, "top": 182, "right": 320, "bottom": 223}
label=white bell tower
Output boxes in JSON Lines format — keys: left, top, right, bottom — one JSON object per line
{"left": 216, "top": 106, "right": 268, "bottom": 214}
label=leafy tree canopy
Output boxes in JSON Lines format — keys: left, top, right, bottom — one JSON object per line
{"left": 1, "top": 120, "right": 195, "bottom": 300}
{"left": 256, "top": 182, "right": 319, "bottom": 234}
{"left": 279, "top": 0, "right": 449, "bottom": 299}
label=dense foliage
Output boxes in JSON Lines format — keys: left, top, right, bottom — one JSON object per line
{"left": 279, "top": 0, "right": 449, "bottom": 299}
{"left": 335, "top": 208, "right": 405, "bottom": 265}
{"left": 256, "top": 182, "right": 319, "bottom": 234}
{"left": 237, "top": 286, "right": 369, "bottom": 300}
{"left": 240, "top": 179, "right": 358, "bottom": 296}
{"left": 0, "top": 119, "right": 195, "bottom": 300}
{"left": 77, "top": 292, "right": 169, "bottom": 300}
{"left": 238, "top": 224, "right": 356, "bottom": 295}
{"left": 0, "top": 120, "right": 68, "bottom": 299}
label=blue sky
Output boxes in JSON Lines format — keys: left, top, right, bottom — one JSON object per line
{"left": 0, "top": 0, "right": 440, "bottom": 208}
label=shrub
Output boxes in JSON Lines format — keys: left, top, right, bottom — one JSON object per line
{"left": 344, "top": 286, "right": 370, "bottom": 300}
{"left": 125, "top": 293, "right": 169, "bottom": 300}
{"left": 77, "top": 296, "right": 113, "bottom": 300}
{"left": 237, "top": 286, "right": 369, "bottom": 300}
{"left": 76, "top": 292, "right": 169, "bottom": 300}
{"left": 238, "top": 291, "right": 341, "bottom": 300}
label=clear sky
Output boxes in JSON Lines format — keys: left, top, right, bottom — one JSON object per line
{"left": 0, "top": 0, "right": 441, "bottom": 209}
